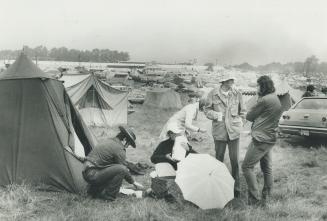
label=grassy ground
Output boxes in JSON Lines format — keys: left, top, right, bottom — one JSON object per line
{"left": 1, "top": 105, "right": 327, "bottom": 221}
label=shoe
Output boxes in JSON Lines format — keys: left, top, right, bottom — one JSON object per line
{"left": 98, "top": 190, "right": 116, "bottom": 201}
{"left": 143, "top": 188, "right": 156, "bottom": 198}
{"left": 248, "top": 195, "right": 261, "bottom": 206}
{"left": 98, "top": 193, "right": 115, "bottom": 202}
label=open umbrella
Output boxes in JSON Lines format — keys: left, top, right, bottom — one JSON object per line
{"left": 175, "top": 154, "right": 234, "bottom": 209}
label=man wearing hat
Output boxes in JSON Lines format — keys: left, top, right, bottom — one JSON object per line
{"left": 204, "top": 73, "right": 246, "bottom": 198}
{"left": 82, "top": 126, "right": 143, "bottom": 201}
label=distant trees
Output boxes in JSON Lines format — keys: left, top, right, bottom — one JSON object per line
{"left": 303, "top": 55, "right": 319, "bottom": 76}
{"left": 231, "top": 55, "right": 327, "bottom": 75}
{"left": 233, "top": 62, "right": 254, "bottom": 71}
{"left": 0, "top": 45, "right": 130, "bottom": 62}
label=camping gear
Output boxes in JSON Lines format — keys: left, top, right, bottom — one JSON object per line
{"left": 0, "top": 53, "right": 96, "bottom": 193}
{"left": 143, "top": 88, "right": 182, "bottom": 110}
{"left": 175, "top": 154, "right": 234, "bottom": 209}
{"left": 150, "top": 175, "right": 183, "bottom": 203}
{"left": 126, "top": 161, "right": 151, "bottom": 175}
{"left": 64, "top": 74, "right": 128, "bottom": 127}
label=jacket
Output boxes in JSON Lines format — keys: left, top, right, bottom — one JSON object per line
{"left": 151, "top": 139, "right": 177, "bottom": 170}
{"left": 246, "top": 93, "right": 283, "bottom": 143}
{"left": 204, "top": 86, "right": 246, "bottom": 141}
{"left": 159, "top": 102, "right": 199, "bottom": 141}
{"left": 86, "top": 138, "right": 129, "bottom": 168}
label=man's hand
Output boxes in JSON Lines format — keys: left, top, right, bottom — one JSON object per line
{"left": 198, "top": 128, "right": 207, "bottom": 133}
{"left": 133, "top": 181, "right": 144, "bottom": 190}
{"left": 165, "top": 154, "right": 179, "bottom": 162}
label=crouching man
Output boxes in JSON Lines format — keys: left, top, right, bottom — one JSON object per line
{"left": 82, "top": 126, "right": 143, "bottom": 201}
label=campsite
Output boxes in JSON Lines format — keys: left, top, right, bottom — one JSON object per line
{"left": 0, "top": 54, "right": 326, "bottom": 221}
{"left": 1, "top": 1, "right": 327, "bottom": 220}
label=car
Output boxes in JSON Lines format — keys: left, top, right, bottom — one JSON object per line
{"left": 278, "top": 96, "right": 327, "bottom": 137}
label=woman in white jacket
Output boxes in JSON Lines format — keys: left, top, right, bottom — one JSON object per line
{"left": 159, "top": 99, "right": 207, "bottom": 161}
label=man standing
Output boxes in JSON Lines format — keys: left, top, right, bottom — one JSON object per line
{"left": 242, "top": 75, "right": 283, "bottom": 205}
{"left": 82, "top": 126, "right": 143, "bottom": 201}
{"left": 204, "top": 74, "right": 246, "bottom": 197}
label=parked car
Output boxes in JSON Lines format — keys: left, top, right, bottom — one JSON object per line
{"left": 278, "top": 97, "right": 327, "bottom": 137}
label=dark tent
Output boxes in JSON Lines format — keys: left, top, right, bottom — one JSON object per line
{"left": 0, "top": 53, "right": 95, "bottom": 193}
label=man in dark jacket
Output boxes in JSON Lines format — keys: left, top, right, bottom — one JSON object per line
{"left": 242, "top": 76, "right": 283, "bottom": 205}
{"left": 82, "top": 126, "right": 143, "bottom": 201}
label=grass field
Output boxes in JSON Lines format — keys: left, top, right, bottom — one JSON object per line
{"left": 1, "top": 105, "right": 327, "bottom": 221}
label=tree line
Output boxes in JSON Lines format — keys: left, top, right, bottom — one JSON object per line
{"left": 0, "top": 46, "right": 130, "bottom": 63}
{"left": 231, "top": 55, "right": 327, "bottom": 76}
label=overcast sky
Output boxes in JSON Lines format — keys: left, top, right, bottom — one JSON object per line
{"left": 1, "top": 0, "right": 327, "bottom": 65}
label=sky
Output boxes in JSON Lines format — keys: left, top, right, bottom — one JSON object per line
{"left": 1, "top": 0, "right": 327, "bottom": 65}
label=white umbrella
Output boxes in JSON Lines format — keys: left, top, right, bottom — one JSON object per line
{"left": 175, "top": 154, "right": 234, "bottom": 209}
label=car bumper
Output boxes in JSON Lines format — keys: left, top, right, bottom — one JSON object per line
{"left": 278, "top": 124, "right": 327, "bottom": 136}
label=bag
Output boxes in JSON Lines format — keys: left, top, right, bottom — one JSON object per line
{"left": 151, "top": 176, "right": 175, "bottom": 198}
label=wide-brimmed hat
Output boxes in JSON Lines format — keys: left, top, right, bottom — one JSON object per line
{"left": 219, "top": 73, "right": 236, "bottom": 83}
{"left": 119, "top": 126, "right": 136, "bottom": 148}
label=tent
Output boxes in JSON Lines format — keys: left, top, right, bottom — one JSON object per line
{"left": 143, "top": 88, "right": 182, "bottom": 110}
{"left": 60, "top": 73, "right": 90, "bottom": 88}
{"left": 0, "top": 53, "right": 96, "bottom": 193}
{"left": 65, "top": 74, "right": 128, "bottom": 127}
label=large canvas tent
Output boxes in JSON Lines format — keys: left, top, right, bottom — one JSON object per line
{"left": 144, "top": 88, "right": 182, "bottom": 110}
{"left": 0, "top": 53, "right": 95, "bottom": 193}
{"left": 65, "top": 74, "right": 128, "bottom": 127}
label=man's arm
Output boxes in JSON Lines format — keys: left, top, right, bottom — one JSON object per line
{"left": 150, "top": 142, "right": 176, "bottom": 164}
{"left": 184, "top": 105, "right": 199, "bottom": 132}
{"left": 203, "top": 89, "right": 219, "bottom": 121}
{"left": 246, "top": 97, "right": 265, "bottom": 122}
{"left": 238, "top": 92, "right": 247, "bottom": 119}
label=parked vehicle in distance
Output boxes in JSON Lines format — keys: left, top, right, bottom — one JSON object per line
{"left": 278, "top": 97, "right": 327, "bottom": 137}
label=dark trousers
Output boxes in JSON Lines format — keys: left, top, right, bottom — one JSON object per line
{"left": 83, "top": 164, "right": 132, "bottom": 199}
{"left": 242, "top": 139, "right": 274, "bottom": 201}
{"left": 214, "top": 138, "right": 240, "bottom": 193}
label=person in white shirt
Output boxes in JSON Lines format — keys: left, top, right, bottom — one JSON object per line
{"left": 159, "top": 98, "right": 207, "bottom": 161}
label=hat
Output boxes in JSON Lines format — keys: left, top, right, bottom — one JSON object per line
{"left": 166, "top": 122, "right": 183, "bottom": 134}
{"left": 119, "top": 126, "right": 136, "bottom": 148}
{"left": 219, "top": 73, "right": 236, "bottom": 83}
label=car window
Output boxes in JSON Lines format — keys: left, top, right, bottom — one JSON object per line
{"left": 295, "top": 99, "right": 327, "bottom": 109}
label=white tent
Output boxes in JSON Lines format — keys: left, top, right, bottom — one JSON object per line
{"left": 65, "top": 74, "right": 128, "bottom": 127}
